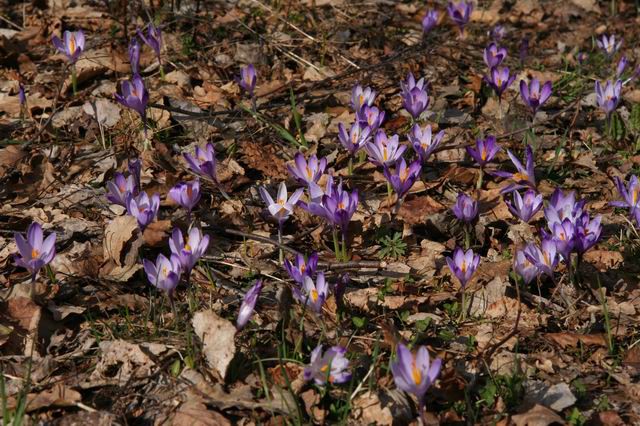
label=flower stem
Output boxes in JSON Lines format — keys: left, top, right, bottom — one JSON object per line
{"left": 277, "top": 223, "right": 284, "bottom": 264}
{"left": 459, "top": 290, "right": 467, "bottom": 322}
{"left": 71, "top": 65, "right": 77, "bottom": 96}
{"left": 341, "top": 231, "right": 348, "bottom": 262}
{"left": 45, "top": 264, "right": 57, "bottom": 285}
{"left": 159, "top": 57, "right": 165, "bottom": 80}
{"left": 464, "top": 225, "right": 472, "bottom": 250}
{"left": 476, "top": 168, "right": 484, "bottom": 190}
{"left": 348, "top": 156, "right": 354, "bottom": 178}
{"left": 332, "top": 228, "right": 342, "bottom": 262}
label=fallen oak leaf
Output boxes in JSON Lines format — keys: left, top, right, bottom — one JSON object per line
{"left": 545, "top": 332, "right": 607, "bottom": 349}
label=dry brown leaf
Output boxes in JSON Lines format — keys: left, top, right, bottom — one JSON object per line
{"left": 397, "top": 196, "right": 446, "bottom": 225}
{"left": 2, "top": 297, "right": 42, "bottom": 356}
{"left": 511, "top": 404, "right": 564, "bottom": 426}
{"left": 103, "top": 215, "right": 140, "bottom": 267}
{"left": 90, "top": 340, "right": 169, "bottom": 385}
{"left": 142, "top": 220, "right": 172, "bottom": 247}
{"left": 545, "top": 332, "right": 607, "bottom": 349}
{"left": 192, "top": 310, "right": 237, "bottom": 379}
{"left": 22, "top": 384, "right": 81, "bottom": 413}
{"left": 172, "top": 401, "right": 231, "bottom": 426}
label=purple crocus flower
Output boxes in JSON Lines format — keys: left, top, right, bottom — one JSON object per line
{"left": 514, "top": 248, "right": 539, "bottom": 284}
{"left": 106, "top": 173, "right": 137, "bottom": 206}
{"left": 284, "top": 252, "right": 318, "bottom": 283}
{"left": 447, "top": 1, "right": 473, "bottom": 33}
{"left": 484, "top": 66, "right": 515, "bottom": 99}
{"left": 304, "top": 344, "right": 351, "bottom": 386}
{"left": 184, "top": 143, "right": 217, "bottom": 182}
{"left": 115, "top": 74, "right": 148, "bottom": 122}
{"left": 401, "top": 72, "right": 427, "bottom": 93}
{"left": 490, "top": 25, "right": 506, "bottom": 41}
{"left": 350, "top": 85, "right": 376, "bottom": 113}
{"left": 597, "top": 34, "right": 622, "bottom": 58}
{"left": 403, "top": 87, "right": 430, "bottom": 119}
{"left": 128, "top": 158, "right": 142, "bottom": 191}
{"left": 338, "top": 122, "right": 371, "bottom": 155}
{"left": 126, "top": 191, "right": 160, "bottom": 229}
{"left": 18, "top": 84, "right": 26, "bottom": 106}
{"left": 365, "top": 131, "right": 406, "bottom": 167}
{"left": 574, "top": 213, "right": 602, "bottom": 254}
{"left": 238, "top": 64, "right": 257, "bottom": 97}
{"left": 287, "top": 153, "right": 327, "bottom": 186}
{"left": 169, "top": 227, "right": 210, "bottom": 274}
{"left": 484, "top": 42, "right": 507, "bottom": 68}
{"left": 383, "top": 159, "right": 422, "bottom": 200}
{"left": 52, "top": 30, "right": 85, "bottom": 63}
{"left": 452, "top": 193, "right": 478, "bottom": 223}
{"left": 236, "top": 279, "right": 263, "bottom": 330}
{"left": 616, "top": 56, "right": 628, "bottom": 78}
{"left": 259, "top": 182, "right": 304, "bottom": 224}
{"left": 129, "top": 37, "right": 141, "bottom": 75}
{"left": 294, "top": 272, "right": 329, "bottom": 313}
{"left": 142, "top": 253, "right": 181, "bottom": 298}
{"left": 492, "top": 146, "right": 536, "bottom": 193}
{"left": 549, "top": 219, "right": 576, "bottom": 260}
{"left": 611, "top": 175, "right": 640, "bottom": 217}
{"left": 169, "top": 180, "right": 201, "bottom": 214}
{"left": 391, "top": 343, "right": 442, "bottom": 408}
{"left": 357, "top": 105, "right": 385, "bottom": 131}
{"left": 14, "top": 222, "right": 56, "bottom": 282}
{"left": 544, "top": 189, "right": 584, "bottom": 228}
{"left": 595, "top": 79, "right": 622, "bottom": 116}
{"left": 520, "top": 78, "right": 553, "bottom": 116}
{"left": 524, "top": 239, "right": 558, "bottom": 277}
{"left": 401, "top": 73, "right": 429, "bottom": 119}
{"left": 577, "top": 52, "right": 588, "bottom": 65}
{"left": 466, "top": 135, "right": 500, "bottom": 168}
{"left": 506, "top": 189, "right": 543, "bottom": 223}
{"left": 138, "top": 22, "right": 162, "bottom": 59}
{"left": 307, "top": 180, "right": 358, "bottom": 235}
{"left": 422, "top": 10, "right": 439, "bottom": 33}
{"left": 409, "top": 124, "right": 444, "bottom": 163}
{"left": 446, "top": 247, "right": 480, "bottom": 288}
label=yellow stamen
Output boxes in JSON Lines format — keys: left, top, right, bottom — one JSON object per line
{"left": 31, "top": 248, "right": 39, "bottom": 258}
{"left": 411, "top": 363, "right": 422, "bottom": 385}
{"left": 69, "top": 35, "right": 76, "bottom": 55}
{"left": 306, "top": 166, "right": 313, "bottom": 179}
{"left": 338, "top": 202, "right": 345, "bottom": 209}
{"left": 310, "top": 289, "right": 318, "bottom": 302}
